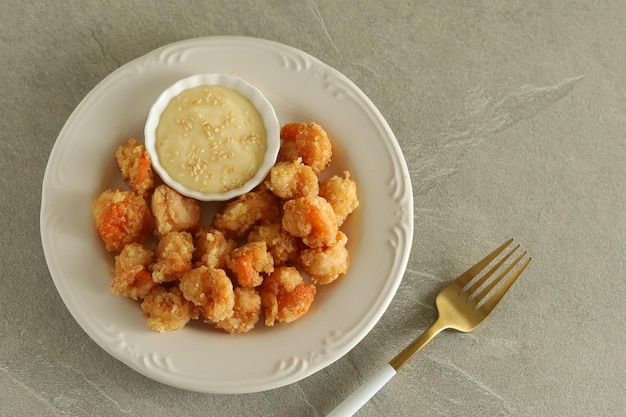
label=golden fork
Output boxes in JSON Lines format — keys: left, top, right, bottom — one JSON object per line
{"left": 327, "top": 239, "right": 531, "bottom": 417}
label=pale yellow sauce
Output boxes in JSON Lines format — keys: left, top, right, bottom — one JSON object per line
{"left": 156, "top": 85, "right": 267, "bottom": 194}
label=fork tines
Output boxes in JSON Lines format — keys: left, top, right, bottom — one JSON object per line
{"left": 459, "top": 239, "right": 532, "bottom": 310}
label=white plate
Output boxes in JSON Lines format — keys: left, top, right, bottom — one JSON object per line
{"left": 40, "top": 36, "right": 413, "bottom": 394}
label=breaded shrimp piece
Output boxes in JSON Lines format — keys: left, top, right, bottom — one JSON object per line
{"left": 150, "top": 231, "right": 194, "bottom": 283}
{"left": 214, "top": 287, "right": 262, "bottom": 334}
{"left": 92, "top": 188, "right": 153, "bottom": 252}
{"left": 115, "top": 138, "right": 155, "bottom": 198}
{"left": 194, "top": 226, "right": 236, "bottom": 269}
{"left": 151, "top": 184, "right": 201, "bottom": 239}
{"left": 260, "top": 266, "right": 316, "bottom": 326}
{"left": 110, "top": 243, "right": 156, "bottom": 300}
{"left": 319, "top": 171, "right": 359, "bottom": 226}
{"left": 265, "top": 158, "right": 319, "bottom": 200}
{"left": 179, "top": 266, "right": 235, "bottom": 322}
{"left": 141, "top": 285, "right": 199, "bottom": 333}
{"left": 282, "top": 195, "right": 338, "bottom": 248}
{"left": 247, "top": 223, "right": 298, "bottom": 266}
{"left": 279, "top": 122, "right": 332, "bottom": 174}
{"left": 299, "top": 231, "right": 350, "bottom": 285}
{"left": 226, "top": 241, "right": 274, "bottom": 288}
{"left": 213, "top": 187, "right": 280, "bottom": 238}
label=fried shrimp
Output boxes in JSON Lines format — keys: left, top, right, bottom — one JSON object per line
{"left": 150, "top": 231, "right": 194, "bottom": 283}
{"left": 265, "top": 158, "right": 319, "bottom": 200}
{"left": 247, "top": 222, "right": 298, "bottom": 266}
{"left": 194, "top": 226, "right": 236, "bottom": 269}
{"left": 260, "top": 266, "right": 316, "bottom": 326}
{"left": 226, "top": 241, "right": 274, "bottom": 288}
{"left": 115, "top": 138, "right": 155, "bottom": 198}
{"left": 299, "top": 231, "right": 350, "bottom": 285}
{"left": 319, "top": 171, "right": 359, "bottom": 226}
{"left": 141, "top": 285, "right": 199, "bottom": 333}
{"left": 213, "top": 187, "right": 280, "bottom": 238}
{"left": 213, "top": 287, "right": 262, "bottom": 334}
{"left": 95, "top": 120, "right": 358, "bottom": 335}
{"left": 92, "top": 188, "right": 153, "bottom": 252}
{"left": 151, "top": 184, "right": 201, "bottom": 239}
{"left": 110, "top": 243, "right": 156, "bottom": 300}
{"left": 282, "top": 195, "right": 338, "bottom": 248}
{"left": 179, "top": 266, "right": 235, "bottom": 322}
{"left": 279, "top": 122, "right": 332, "bottom": 174}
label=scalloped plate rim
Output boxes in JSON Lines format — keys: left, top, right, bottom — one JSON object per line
{"left": 40, "top": 36, "right": 414, "bottom": 394}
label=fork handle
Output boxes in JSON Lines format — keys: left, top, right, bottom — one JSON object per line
{"left": 327, "top": 320, "right": 447, "bottom": 416}
{"left": 388, "top": 318, "right": 447, "bottom": 370}
{"left": 326, "top": 364, "right": 397, "bottom": 417}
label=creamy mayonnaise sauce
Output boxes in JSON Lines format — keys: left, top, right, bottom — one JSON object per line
{"left": 156, "top": 85, "right": 267, "bottom": 194}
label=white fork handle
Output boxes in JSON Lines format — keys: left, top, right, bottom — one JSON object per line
{"left": 326, "top": 364, "right": 397, "bottom": 417}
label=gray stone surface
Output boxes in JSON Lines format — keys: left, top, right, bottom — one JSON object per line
{"left": 2, "top": 1, "right": 625, "bottom": 416}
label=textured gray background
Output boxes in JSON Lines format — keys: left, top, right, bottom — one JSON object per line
{"left": 2, "top": 1, "right": 625, "bottom": 416}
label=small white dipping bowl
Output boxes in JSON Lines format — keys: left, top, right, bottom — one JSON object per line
{"left": 144, "top": 73, "right": 280, "bottom": 201}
